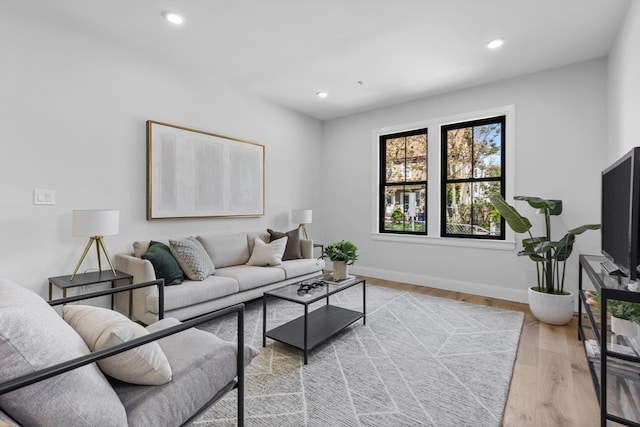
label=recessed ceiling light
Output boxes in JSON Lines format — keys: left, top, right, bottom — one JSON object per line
{"left": 487, "top": 38, "right": 504, "bottom": 49}
{"left": 316, "top": 91, "right": 328, "bottom": 98}
{"left": 162, "top": 11, "right": 184, "bottom": 25}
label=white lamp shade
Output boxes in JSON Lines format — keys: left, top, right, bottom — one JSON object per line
{"left": 72, "top": 209, "right": 120, "bottom": 236}
{"left": 292, "top": 209, "right": 312, "bottom": 225}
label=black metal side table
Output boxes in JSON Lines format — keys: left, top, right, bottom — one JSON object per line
{"left": 48, "top": 270, "right": 134, "bottom": 314}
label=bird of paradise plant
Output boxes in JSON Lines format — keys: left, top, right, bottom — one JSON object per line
{"left": 489, "top": 194, "right": 600, "bottom": 294}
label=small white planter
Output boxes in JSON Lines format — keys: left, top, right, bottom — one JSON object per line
{"left": 610, "top": 316, "right": 637, "bottom": 336}
{"left": 332, "top": 261, "right": 349, "bottom": 280}
{"left": 527, "top": 287, "right": 575, "bottom": 325}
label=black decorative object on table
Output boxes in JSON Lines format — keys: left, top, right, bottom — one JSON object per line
{"left": 297, "top": 280, "right": 326, "bottom": 295}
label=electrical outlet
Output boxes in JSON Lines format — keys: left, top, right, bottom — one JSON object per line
{"left": 34, "top": 189, "right": 55, "bottom": 205}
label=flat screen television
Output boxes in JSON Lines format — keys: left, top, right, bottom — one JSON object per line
{"left": 601, "top": 146, "right": 640, "bottom": 280}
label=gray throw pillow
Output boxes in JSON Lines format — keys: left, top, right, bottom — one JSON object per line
{"left": 169, "top": 237, "right": 215, "bottom": 280}
{"left": 267, "top": 228, "right": 302, "bottom": 260}
{"left": 141, "top": 241, "right": 184, "bottom": 286}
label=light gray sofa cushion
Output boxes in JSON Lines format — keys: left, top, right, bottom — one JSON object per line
{"left": 112, "top": 318, "right": 258, "bottom": 427}
{"left": 276, "top": 258, "right": 324, "bottom": 279}
{"left": 197, "top": 232, "right": 250, "bottom": 268}
{"left": 215, "top": 265, "right": 286, "bottom": 292}
{"left": 0, "top": 278, "right": 128, "bottom": 427}
{"left": 145, "top": 275, "right": 239, "bottom": 314}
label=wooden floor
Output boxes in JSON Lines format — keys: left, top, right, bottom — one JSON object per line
{"left": 365, "top": 276, "right": 601, "bottom": 427}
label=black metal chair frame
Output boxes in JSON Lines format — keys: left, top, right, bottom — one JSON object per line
{"left": 0, "top": 279, "right": 245, "bottom": 426}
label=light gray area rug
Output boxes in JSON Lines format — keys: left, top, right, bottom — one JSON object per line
{"left": 194, "top": 284, "right": 523, "bottom": 426}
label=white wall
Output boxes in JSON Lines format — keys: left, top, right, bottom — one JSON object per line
{"left": 0, "top": 5, "right": 323, "bottom": 296}
{"left": 0, "top": 4, "right": 619, "bottom": 304}
{"left": 608, "top": 0, "right": 640, "bottom": 162}
{"left": 322, "top": 59, "right": 607, "bottom": 302}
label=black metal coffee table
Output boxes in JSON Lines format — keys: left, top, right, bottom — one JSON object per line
{"left": 262, "top": 276, "right": 366, "bottom": 364}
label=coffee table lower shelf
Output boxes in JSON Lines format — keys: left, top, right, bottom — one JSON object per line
{"left": 265, "top": 305, "right": 363, "bottom": 356}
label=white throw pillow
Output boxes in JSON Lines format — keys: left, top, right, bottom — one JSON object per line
{"left": 246, "top": 236, "right": 288, "bottom": 266}
{"left": 63, "top": 305, "right": 172, "bottom": 385}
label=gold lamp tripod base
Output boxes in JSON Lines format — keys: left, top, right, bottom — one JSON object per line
{"left": 70, "top": 235, "right": 117, "bottom": 281}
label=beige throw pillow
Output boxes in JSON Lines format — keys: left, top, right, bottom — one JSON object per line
{"left": 246, "top": 236, "right": 288, "bottom": 266}
{"left": 63, "top": 305, "right": 172, "bottom": 385}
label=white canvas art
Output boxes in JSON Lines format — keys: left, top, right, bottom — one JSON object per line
{"left": 147, "top": 121, "right": 264, "bottom": 219}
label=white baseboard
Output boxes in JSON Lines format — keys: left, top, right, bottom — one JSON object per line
{"left": 350, "top": 265, "right": 529, "bottom": 304}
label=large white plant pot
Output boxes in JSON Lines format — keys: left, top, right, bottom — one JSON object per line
{"left": 528, "top": 287, "right": 575, "bottom": 325}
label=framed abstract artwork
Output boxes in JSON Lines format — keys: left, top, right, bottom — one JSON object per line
{"left": 147, "top": 120, "right": 264, "bottom": 219}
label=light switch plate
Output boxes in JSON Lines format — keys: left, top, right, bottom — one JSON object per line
{"left": 34, "top": 189, "right": 55, "bottom": 205}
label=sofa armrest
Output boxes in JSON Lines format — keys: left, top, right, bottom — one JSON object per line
{"left": 300, "top": 239, "right": 314, "bottom": 259}
{"left": 115, "top": 253, "right": 156, "bottom": 283}
{"left": 114, "top": 254, "right": 159, "bottom": 322}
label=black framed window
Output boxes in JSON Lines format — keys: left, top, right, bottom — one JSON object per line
{"left": 441, "top": 116, "right": 505, "bottom": 239}
{"left": 379, "top": 129, "right": 427, "bottom": 234}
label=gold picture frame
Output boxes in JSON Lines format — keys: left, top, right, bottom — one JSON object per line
{"left": 147, "top": 120, "right": 265, "bottom": 219}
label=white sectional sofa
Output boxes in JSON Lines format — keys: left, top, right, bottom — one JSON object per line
{"left": 115, "top": 230, "right": 324, "bottom": 324}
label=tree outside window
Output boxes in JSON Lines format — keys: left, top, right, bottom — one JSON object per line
{"left": 379, "top": 129, "right": 427, "bottom": 234}
{"left": 441, "top": 116, "right": 505, "bottom": 238}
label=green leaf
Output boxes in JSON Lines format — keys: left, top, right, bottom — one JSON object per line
{"left": 489, "top": 194, "right": 532, "bottom": 234}
{"left": 518, "top": 250, "right": 546, "bottom": 262}
{"left": 319, "top": 240, "right": 358, "bottom": 264}
{"left": 548, "top": 200, "right": 562, "bottom": 216}
{"left": 535, "top": 241, "right": 557, "bottom": 253}
{"left": 555, "top": 234, "right": 575, "bottom": 261}
{"left": 514, "top": 196, "right": 562, "bottom": 215}
{"left": 568, "top": 224, "right": 601, "bottom": 235}
{"left": 554, "top": 225, "right": 599, "bottom": 261}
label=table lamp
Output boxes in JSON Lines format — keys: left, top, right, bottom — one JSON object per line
{"left": 71, "top": 209, "right": 119, "bottom": 280}
{"left": 291, "top": 209, "right": 312, "bottom": 239}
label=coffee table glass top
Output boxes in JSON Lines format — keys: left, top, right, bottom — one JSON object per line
{"left": 265, "top": 275, "right": 364, "bottom": 305}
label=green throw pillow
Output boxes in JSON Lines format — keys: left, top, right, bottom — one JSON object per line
{"left": 141, "top": 241, "right": 184, "bottom": 286}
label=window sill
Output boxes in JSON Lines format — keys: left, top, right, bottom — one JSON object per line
{"left": 370, "top": 232, "right": 516, "bottom": 251}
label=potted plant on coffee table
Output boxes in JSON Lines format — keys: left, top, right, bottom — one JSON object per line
{"left": 490, "top": 194, "right": 600, "bottom": 325}
{"left": 318, "top": 240, "right": 358, "bottom": 280}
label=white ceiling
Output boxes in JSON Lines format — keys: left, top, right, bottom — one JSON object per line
{"left": 25, "top": 0, "right": 630, "bottom": 120}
